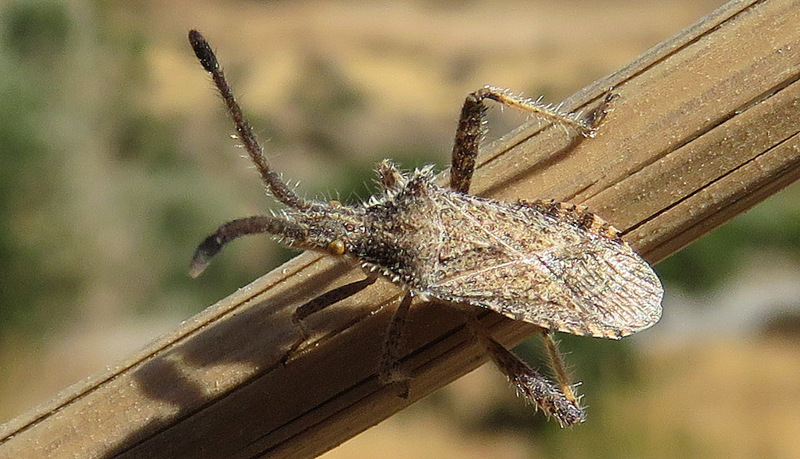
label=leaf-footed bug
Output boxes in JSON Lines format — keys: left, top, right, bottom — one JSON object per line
{"left": 187, "top": 30, "right": 663, "bottom": 427}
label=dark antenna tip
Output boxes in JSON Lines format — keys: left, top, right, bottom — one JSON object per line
{"left": 189, "top": 234, "right": 223, "bottom": 278}
{"left": 188, "top": 29, "right": 218, "bottom": 73}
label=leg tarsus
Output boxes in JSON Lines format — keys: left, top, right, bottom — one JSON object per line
{"left": 579, "top": 91, "right": 619, "bottom": 137}
{"left": 281, "top": 318, "right": 311, "bottom": 366}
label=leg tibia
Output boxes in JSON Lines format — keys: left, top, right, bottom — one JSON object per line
{"left": 540, "top": 329, "right": 578, "bottom": 403}
{"left": 476, "top": 86, "right": 593, "bottom": 135}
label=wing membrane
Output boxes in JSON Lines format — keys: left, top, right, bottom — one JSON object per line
{"left": 421, "top": 195, "right": 663, "bottom": 339}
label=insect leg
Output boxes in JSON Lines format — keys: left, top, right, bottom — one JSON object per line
{"left": 189, "top": 216, "right": 308, "bottom": 277}
{"left": 540, "top": 329, "right": 578, "bottom": 403}
{"left": 466, "top": 316, "right": 585, "bottom": 427}
{"left": 449, "top": 86, "right": 614, "bottom": 194}
{"left": 449, "top": 90, "right": 485, "bottom": 194}
{"left": 582, "top": 91, "right": 619, "bottom": 132}
{"left": 188, "top": 30, "right": 317, "bottom": 211}
{"left": 378, "top": 293, "right": 414, "bottom": 397}
{"left": 283, "top": 276, "right": 379, "bottom": 363}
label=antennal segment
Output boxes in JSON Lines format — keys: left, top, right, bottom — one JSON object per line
{"left": 188, "top": 30, "right": 315, "bottom": 211}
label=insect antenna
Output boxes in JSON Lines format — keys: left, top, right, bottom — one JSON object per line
{"left": 189, "top": 216, "right": 307, "bottom": 278}
{"left": 188, "top": 30, "right": 316, "bottom": 211}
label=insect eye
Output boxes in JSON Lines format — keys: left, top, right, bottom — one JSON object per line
{"left": 328, "top": 240, "right": 346, "bottom": 255}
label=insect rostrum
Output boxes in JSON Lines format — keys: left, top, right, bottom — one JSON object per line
{"left": 188, "top": 29, "right": 663, "bottom": 427}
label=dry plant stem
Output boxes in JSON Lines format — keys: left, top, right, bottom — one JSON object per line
{"left": 2, "top": 0, "right": 800, "bottom": 457}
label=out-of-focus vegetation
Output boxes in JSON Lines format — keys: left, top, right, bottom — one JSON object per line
{"left": 2, "top": 1, "right": 800, "bottom": 457}
{"left": 0, "top": 0, "right": 76, "bottom": 334}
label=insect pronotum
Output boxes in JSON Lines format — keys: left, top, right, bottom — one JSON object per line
{"left": 187, "top": 30, "right": 663, "bottom": 427}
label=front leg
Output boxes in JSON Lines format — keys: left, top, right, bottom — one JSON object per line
{"left": 283, "top": 276, "right": 378, "bottom": 363}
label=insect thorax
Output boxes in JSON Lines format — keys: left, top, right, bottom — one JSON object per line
{"left": 348, "top": 172, "right": 443, "bottom": 286}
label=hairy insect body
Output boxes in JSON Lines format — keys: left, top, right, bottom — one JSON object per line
{"left": 188, "top": 29, "right": 663, "bottom": 426}
{"left": 348, "top": 166, "right": 662, "bottom": 339}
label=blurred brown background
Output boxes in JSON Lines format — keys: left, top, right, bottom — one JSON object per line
{"left": 3, "top": 0, "right": 800, "bottom": 457}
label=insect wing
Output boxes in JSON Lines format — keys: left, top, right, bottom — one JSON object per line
{"left": 424, "top": 195, "right": 663, "bottom": 339}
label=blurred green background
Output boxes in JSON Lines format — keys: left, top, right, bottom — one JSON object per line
{"left": 2, "top": 0, "right": 800, "bottom": 457}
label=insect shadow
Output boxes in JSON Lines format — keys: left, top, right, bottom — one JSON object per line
{"left": 187, "top": 30, "right": 663, "bottom": 427}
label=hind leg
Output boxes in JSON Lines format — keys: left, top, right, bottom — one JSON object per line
{"left": 466, "top": 316, "right": 585, "bottom": 427}
{"left": 449, "top": 86, "right": 616, "bottom": 194}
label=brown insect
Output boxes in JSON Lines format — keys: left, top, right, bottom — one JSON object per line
{"left": 187, "top": 30, "right": 663, "bottom": 427}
